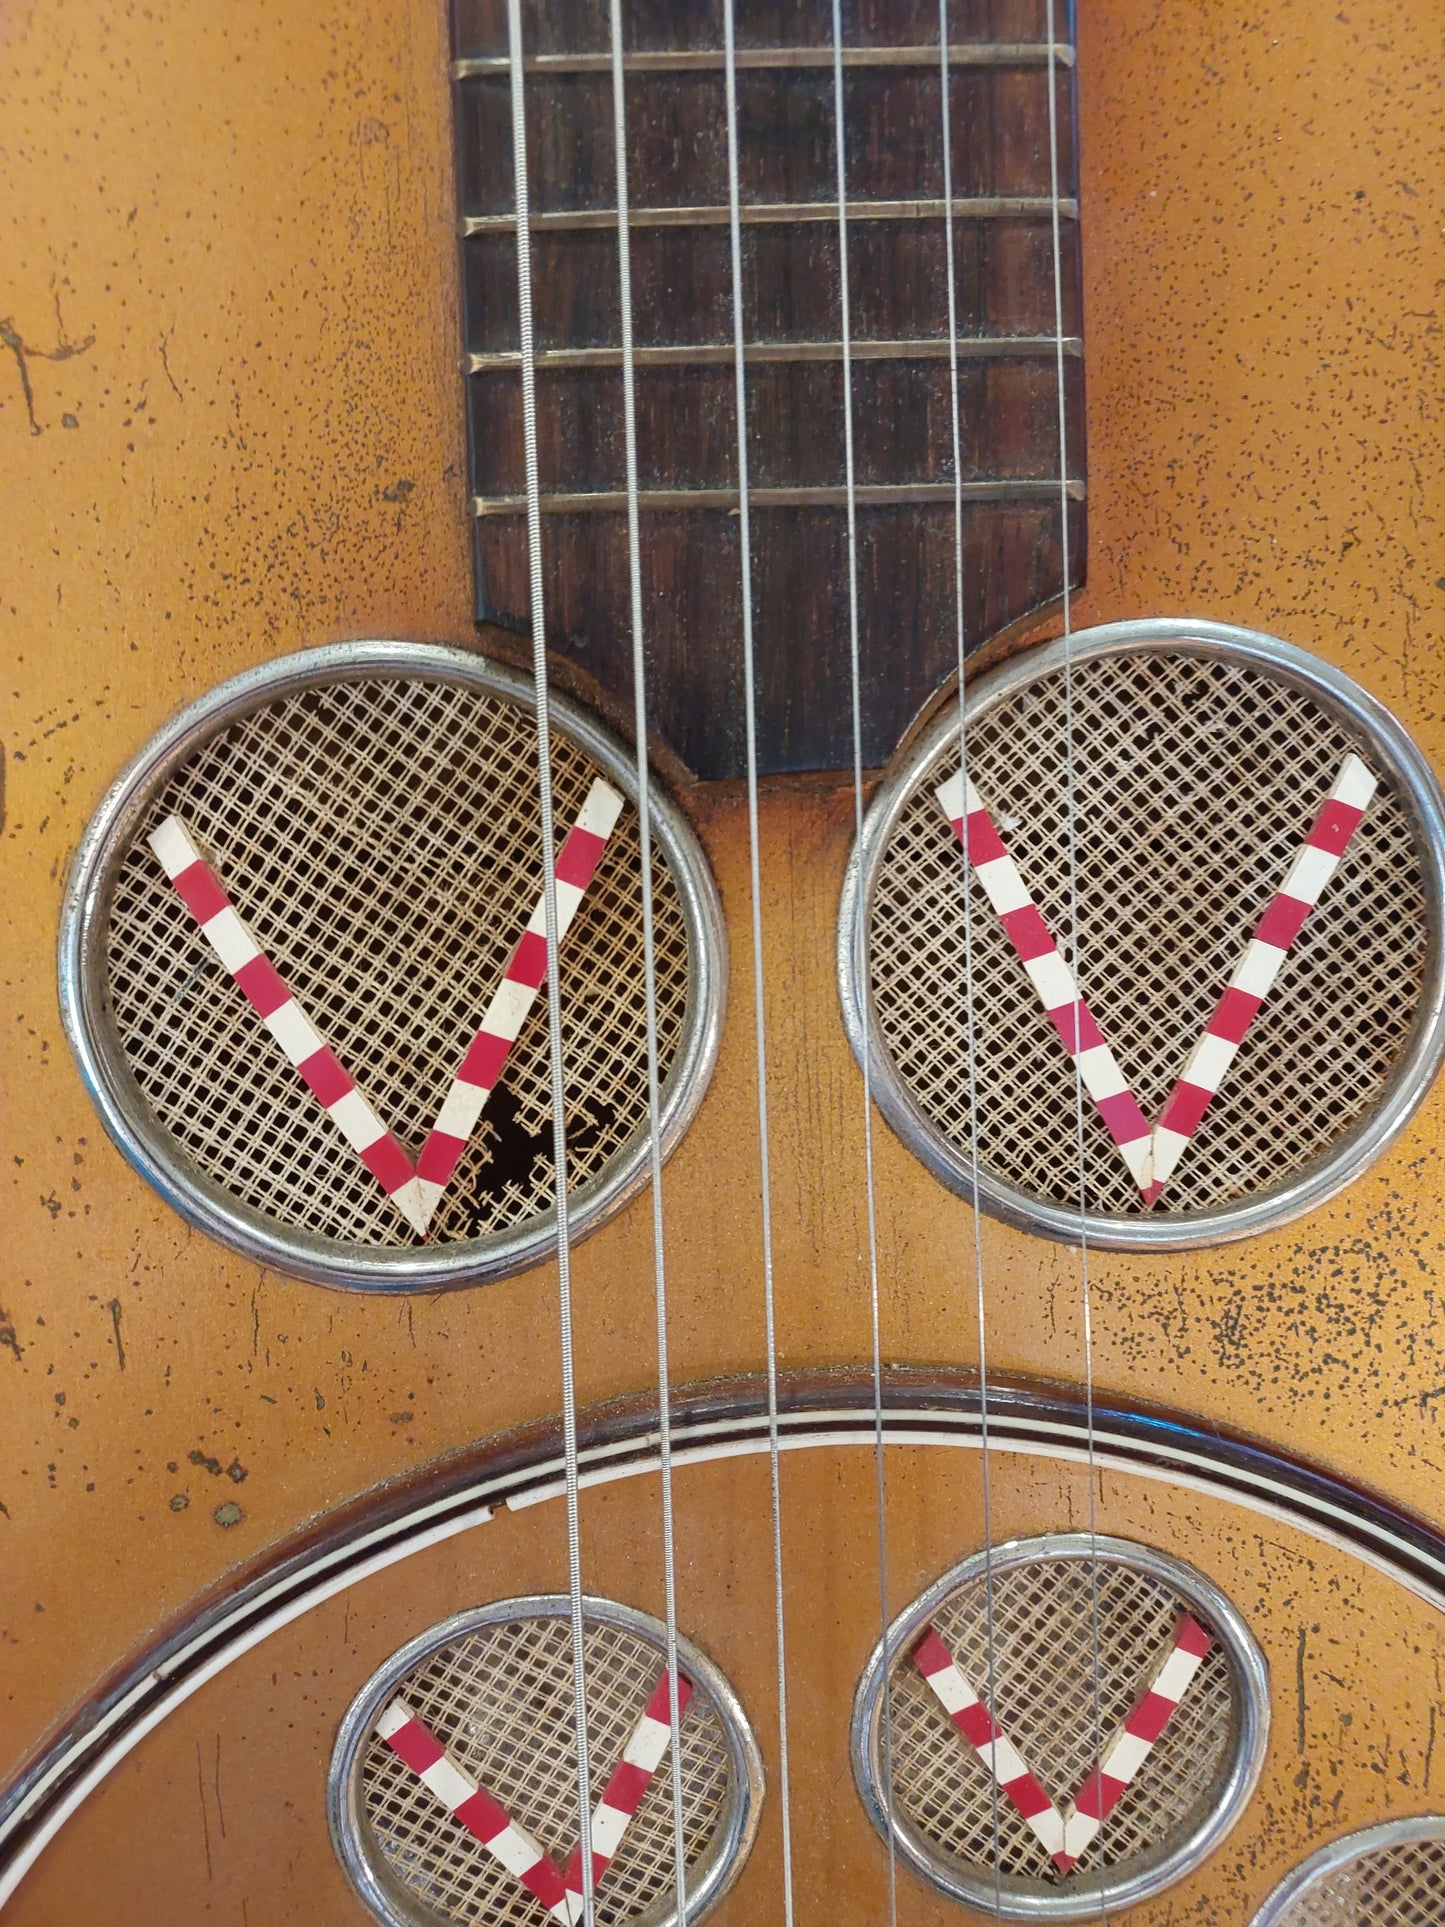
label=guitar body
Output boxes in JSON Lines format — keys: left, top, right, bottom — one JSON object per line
{"left": 4, "top": 2, "right": 1443, "bottom": 1921}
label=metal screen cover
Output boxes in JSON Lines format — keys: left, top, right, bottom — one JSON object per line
{"left": 103, "top": 671, "right": 692, "bottom": 1252}
{"left": 1257, "top": 1830, "right": 1445, "bottom": 1925}
{"left": 353, "top": 1611, "right": 737, "bottom": 1927}
{"left": 867, "top": 645, "right": 1430, "bottom": 1222}
{"left": 884, "top": 1555, "right": 1238, "bottom": 1890}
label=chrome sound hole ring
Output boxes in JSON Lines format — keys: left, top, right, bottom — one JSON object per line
{"left": 851, "top": 1532, "right": 1269, "bottom": 1921}
{"left": 58, "top": 640, "right": 725, "bottom": 1291}
{"left": 1251, "top": 1816, "right": 1445, "bottom": 1924}
{"left": 839, "top": 618, "right": 1445, "bottom": 1251}
{"left": 328, "top": 1595, "right": 762, "bottom": 1927}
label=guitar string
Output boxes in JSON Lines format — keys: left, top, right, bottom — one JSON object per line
{"left": 504, "top": 4, "right": 596, "bottom": 1918}
{"left": 827, "top": 9, "right": 897, "bottom": 1923}
{"left": 1046, "top": 4, "right": 1109, "bottom": 1916}
{"left": 936, "top": 2, "right": 1004, "bottom": 1914}
{"left": 605, "top": 3, "right": 690, "bottom": 1915}
{"left": 721, "top": 1, "right": 797, "bottom": 1917}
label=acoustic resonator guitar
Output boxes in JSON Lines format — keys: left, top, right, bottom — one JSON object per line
{"left": 4, "top": 2, "right": 1445, "bottom": 1922}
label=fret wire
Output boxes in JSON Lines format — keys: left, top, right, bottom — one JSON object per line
{"left": 465, "top": 336, "right": 1084, "bottom": 373}
{"left": 462, "top": 196, "right": 1079, "bottom": 234}
{"left": 472, "top": 480, "right": 1086, "bottom": 517}
{"left": 456, "top": 43, "right": 1075, "bottom": 77}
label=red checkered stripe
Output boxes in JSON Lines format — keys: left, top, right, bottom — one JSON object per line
{"left": 415, "top": 777, "right": 624, "bottom": 1227}
{"left": 1058, "top": 1613, "right": 1213, "bottom": 1869}
{"left": 935, "top": 771, "right": 1153, "bottom": 1197}
{"left": 375, "top": 1699, "right": 580, "bottom": 1924}
{"left": 147, "top": 816, "right": 428, "bottom": 1234}
{"left": 563, "top": 1671, "right": 694, "bottom": 1901}
{"left": 913, "top": 1628, "right": 1069, "bottom": 1869}
{"left": 1149, "top": 753, "right": 1377, "bottom": 1197}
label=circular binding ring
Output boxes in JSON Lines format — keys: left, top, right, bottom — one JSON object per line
{"left": 851, "top": 1532, "right": 1269, "bottom": 1920}
{"left": 840, "top": 617, "right": 1445, "bottom": 1250}
{"left": 59, "top": 640, "right": 726, "bottom": 1291}
{"left": 1250, "top": 1815, "right": 1445, "bottom": 1924}
{"left": 328, "top": 1594, "right": 763, "bottom": 1927}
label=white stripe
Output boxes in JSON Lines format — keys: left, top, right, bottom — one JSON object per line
{"left": 1280, "top": 840, "right": 1338, "bottom": 907}
{"left": 488, "top": 1821, "right": 551, "bottom": 1880}
{"left": 1334, "top": 753, "right": 1378, "bottom": 813}
{"left": 147, "top": 815, "right": 202, "bottom": 879}
{"left": 326, "top": 1087, "right": 388, "bottom": 1154}
{"left": 418, "top": 1753, "right": 480, "bottom": 1812}
{"left": 1022, "top": 1802, "right": 1067, "bottom": 1856}
{"left": 622, "top": 1713, "right": 672, "bottom": 1773}
{"left": 973, "top": 853, "right": 1031, "bottom": 915}
{"left": 577, "top": 776, "right": 625, "bottom": 839}
{"left": 263, "top": 998, "right": 324, "bottom": 1067}
{"left": 1022, "top": 947, "right": 1079, "bottom": 1012}
{"left": 201, "top": 905, "right": 260, "bottom": 974}
{"left": 1062, "top": 1810, "right": 1099, "bottom": 1858}
{"left": 1177, "top": 1026, "right": 1237, "bottom": 1096}
{"left": 1074, "top": 1042, "right": 1128, "bottom": 1103}
{"left": 433, "top": 1077, "right": 489, "bottom": 1140}
{"left": 1149, "top": 1124, "right": 1191, "bottom": 1187}
{"left": 981, "top": 1734, "right": 1030, "bottom": 1784}
{"left": 415, "top": 1175, "right": 446, "bottom": 1222}
{"left": 390, "top": 1177, "right": 430, "bottom": 1237}
{"left": 1099, "top": 1726, "right": 1151, "bottom": 1783}
{"left": 1118, "top": 1133, "right": 1153, "bottom": 1188}
{"left": 1151, "top": 1642, "right": 1207, "bottom": 1703}
{"left": 552, "top": 876, "right": 584, "bottom": 928}
{"left": 935, "top": 772, "right": 965, "bottom": 822}
{"left": 376, "top": 1700, "right": 414, "bottom": 1741}
{"left": 1230, "top": 936, "right": 1286, "bottom": 999}
{"left": 922, "top": 1661, "right": 977, "bottom": 1718}
{"left": 962, "top": 775, "right": 986, "bottom": 817}
{"left": 591, "top": 1801, "right": 630, "bottom": 1858}
{"left": 484, "top": 974, "right": 537, "bottom": 1043}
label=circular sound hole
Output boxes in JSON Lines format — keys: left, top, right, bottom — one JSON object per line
{"left": 61, "top": 643, "right": 724, "bottom": 1289}
{"left": 1251, "top": 1819, "right": 1445, "bottom": 1924}
{"left": 843, "top": 623, "right": 1445, "bottom": 1248}
{"left": 330, "top": 1598, "right": 762, "bottom": 1927}
{"left": 852, "top": 1534, "right": 1269, "bottom": 1920}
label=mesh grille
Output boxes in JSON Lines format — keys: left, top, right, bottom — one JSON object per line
{"left": 886, "top": 1555, "right": 1238, "bottom": 1887}
{"left": 869, "top": 650, "right": 1428, "bottom": 1216}
{"left": 1266, "top": 1836, "right": 1445, "bottom": 1924}
{"left": 105, "top": 674, "right": 691, "bottom": 1248}
{"left": 358, "top": 1613, "right": 734, "bottom": 1926}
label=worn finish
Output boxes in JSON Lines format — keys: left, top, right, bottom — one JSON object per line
{"left": 2, "top": 0, "right": 1444, "bottom": 1918}
{"left": 7, "top": 1451, "right": 1445, "bottom": 1923}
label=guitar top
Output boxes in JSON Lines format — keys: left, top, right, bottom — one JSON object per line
{"left": 3, "top": 2, "right": 1445, "bottom": 1922}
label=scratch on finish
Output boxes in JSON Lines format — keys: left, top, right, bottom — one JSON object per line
{"left": 195, "top": 1739, "right": 213, "bottom": 1881}
{"left": 107, "top": 1298, "right": 125, "bottom": 1371}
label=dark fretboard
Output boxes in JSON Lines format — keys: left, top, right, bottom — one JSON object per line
{"left": 452, "top": 0, "right": 1084, "bottom": 779}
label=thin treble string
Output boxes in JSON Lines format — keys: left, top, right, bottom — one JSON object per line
{"left": 828, "top": 11, "right": 896, "bottom": 1926}
{"left": 505, "top": 4, "right": 595, "bottom": 1919}
{"left": 937, "top": 3, "right": 1003, "bottom": 1916}
{"left": 721, "top": 2, "right": 796, "bottom": 1918}
{"left": 1045, "top": 5, "right": 1107, "bottom": 1919}
{"left": 605, "top": 4, "right": 689, "bottom": 1916}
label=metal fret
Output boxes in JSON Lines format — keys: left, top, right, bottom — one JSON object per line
{"left": 454, "top": 44, "right": 1076, "bottom": 78}
{"left": 463, "top": 196, "right": 1078, "bottom": 236}
{"left": 465, "top": 336, "right": 1083, "bottom": 374}
{"left": 472, "top": 480, "right": 1086, "bottom": 517}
